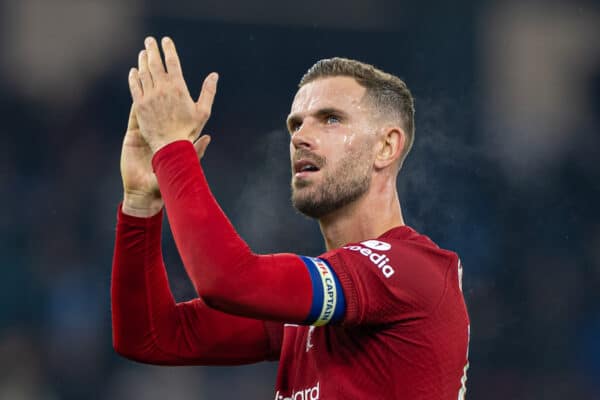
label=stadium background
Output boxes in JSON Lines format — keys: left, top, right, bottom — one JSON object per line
{"left": 1, "top": 0, "right": 599, "bottom": 398}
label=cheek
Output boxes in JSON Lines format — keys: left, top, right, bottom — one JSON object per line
{"left": 345, "top": 137, "right": 376, "bottom": 169}
{"left": 324, "top": 125, "right": 357, "bottom": 150}
{"left": 338, "top": 121, "right": 371, "bottom": 148}
{"left": 339, "top": 128, "right": 371, "bottom": 157}
{"left": 341, "top": 131, "right": 359, "bottom": 147}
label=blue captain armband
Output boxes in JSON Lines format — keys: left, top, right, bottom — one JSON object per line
{"left": 299, "top": 256, "right": 346, "bottom": 326}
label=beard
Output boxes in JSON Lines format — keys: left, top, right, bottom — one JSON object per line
{"left": 291, "top": 148, "right": 372, "bottom": 219}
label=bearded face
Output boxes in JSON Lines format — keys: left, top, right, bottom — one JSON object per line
{"left": 287, "top": 76, "right": 378, "bottom": 219}
{"left": 291, "top": 140, "right": 374, "bottom": 219}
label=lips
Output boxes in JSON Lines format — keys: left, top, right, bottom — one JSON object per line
{"left": 293, "top": 159, "right": 322, "bottom": 182}
{"left": 293, "top": 159, "right": 320, "bottom": 174}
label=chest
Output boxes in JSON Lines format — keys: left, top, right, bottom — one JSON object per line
{"left": 275, "top": 324, "right": 399, "bottom": 398}
{"left": 280, "top": 324, "right": 387, "bottom": 371}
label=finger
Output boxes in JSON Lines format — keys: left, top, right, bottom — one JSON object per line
{"left": 161, "top": 37, "right": 183, "bottom": 79}
{"left": 128, "top": 68, "right": 143, "bottom": 102}
{"left": 144, "top": 36, "right": 166, "bottom": 83}
{"left": 193, "top": 134, "right": 211, "bottom": 160}
{"left": 126, "top": 103, "right": 139, "bottom": 131}
{"left": 196, "top": 72, "right": 219, "bottom": 121}
{"left": 138, "top": 50, "right": 153, "bottom": 92}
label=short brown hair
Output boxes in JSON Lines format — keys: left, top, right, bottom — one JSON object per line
{"left": 299, "top": 58, "right": 415, "bottom": 167}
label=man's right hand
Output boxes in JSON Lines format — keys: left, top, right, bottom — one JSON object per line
{"left": 120, "top": 104, "right": 211, "bottom": 217}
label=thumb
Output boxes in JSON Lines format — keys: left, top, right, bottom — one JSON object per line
{"left": 193, "top": 134, "right": 211, "bottom": 160}
{"left": 126, "top": 103, "right": 139, "bottom": 131}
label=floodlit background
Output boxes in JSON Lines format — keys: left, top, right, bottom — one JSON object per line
{"left": 1, "top": 0, "right": 599, "bottom": 399}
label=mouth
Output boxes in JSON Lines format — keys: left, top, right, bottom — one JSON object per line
{"left": 293, "top": 159, "right": 321, "bottom": 179}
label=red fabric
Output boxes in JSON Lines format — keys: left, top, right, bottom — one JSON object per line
{"left": 275, "top": 227, "right": 470, "bottom": 399}
{"left": 150, "top": 141, "right": 314, "bottom": 323}
{"left": 111, "top": 207, "right": 284, "bottom": 365}
{"left": 112, "top": 140, "right": 470, "bottom": 398}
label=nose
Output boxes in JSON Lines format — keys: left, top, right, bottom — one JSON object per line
{"left": 291, "top": 122, "right": 316, "bottom": 150}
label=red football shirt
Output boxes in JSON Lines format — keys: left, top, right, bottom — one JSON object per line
{"left": 111, "top": 141, "right": 470, "bottom": 399}
{"left": 273, "top": 228, "right": 470, "bottom": 399}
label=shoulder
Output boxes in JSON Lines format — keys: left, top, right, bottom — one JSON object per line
{"left": 327, "top": 226, "right": 457, "bottom": 281}
{"left": 319, "top": 226, "right": 460, "bottom": 325}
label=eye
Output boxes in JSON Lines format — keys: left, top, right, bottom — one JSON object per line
{"left": 325, "top": 114, "right": 340, "bottom": 125}
{"left": 288, "top": 118, "right": 302, "bottom": 133}
{"left": 290, "top": 122, "right": 301, "bottom": 133}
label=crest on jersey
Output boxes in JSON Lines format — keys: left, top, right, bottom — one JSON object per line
{"left": 360, "top": 240, "right": 391, "bottom": 251}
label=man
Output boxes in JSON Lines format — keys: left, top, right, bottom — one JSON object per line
{"left": 112, "top": 36, "right": 470, "bottom": 399}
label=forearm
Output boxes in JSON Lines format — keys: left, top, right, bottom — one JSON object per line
{"left": 152, "top": 141, "right": 313, "bottom": 323}
{"left": 111, "top": 206, "right": 278, "bottom": 365}
{"left": 113, "top": 206, "right": 206, "bottom": 364}
{"left": 112, "top": 207, "right": 172, "bottom": 362}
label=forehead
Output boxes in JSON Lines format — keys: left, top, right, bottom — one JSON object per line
{"left": 290, "top": 76, "right": 368, "bottom": 115}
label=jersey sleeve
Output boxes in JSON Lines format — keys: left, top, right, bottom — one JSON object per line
{"left": 111, "top": 206, "right": 284, "bottom": 365}
{"left": 150, "top": 141, "right": 345, "bottom": 327}
{"left": 321, "top": 239, "right": 454, "bottom": 326}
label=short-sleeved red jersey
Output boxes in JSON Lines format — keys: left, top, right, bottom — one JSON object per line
{"left": 274, "top": 226, "right": 470, "bottom": 399}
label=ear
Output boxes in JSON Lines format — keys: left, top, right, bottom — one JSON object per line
{"left": 374, "top": 127, "right": 405, "bottom": 170}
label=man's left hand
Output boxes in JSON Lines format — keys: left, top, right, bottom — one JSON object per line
{"left": 128, "top": 36, "right": 218, "bottom": 153}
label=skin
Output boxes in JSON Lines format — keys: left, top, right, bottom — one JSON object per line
{"left": 121, "top": 37, "right": 215, "bottom": 217}
{"left": 288, "top": 77, "right": 406, "bottom": 250}
{"left": 288, "top": 78, "right": 375, "bottom": 219}
{"left": 122, "top": 36, "right": 407, "bottom": 251}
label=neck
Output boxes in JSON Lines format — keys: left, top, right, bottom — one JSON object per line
{"left": 318, "top": 176, "right": 404, "bottom": 251}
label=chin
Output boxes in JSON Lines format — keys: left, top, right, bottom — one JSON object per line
{"left": 291, "top": 193, "right": 334, "bottom": 219}
{"left": 292, "top": 177, "right": 314, "bottom": 190}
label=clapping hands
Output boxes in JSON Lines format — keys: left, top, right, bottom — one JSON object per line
{"left": 120, "top": 36, "right": 217, "bottom": 217}
{"left": 129, "top": 36, "right": 218, "bottom": 153}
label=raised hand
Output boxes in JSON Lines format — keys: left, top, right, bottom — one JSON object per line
{"left": 120, "top": 104, "right": 213, "bottom": 218}
{"left": 128, "top": 36, "right": 218, "bottom": 153}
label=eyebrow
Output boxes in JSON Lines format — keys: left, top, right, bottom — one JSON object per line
{"left": 286, "top": 107, "right": 350, "bottom": 130}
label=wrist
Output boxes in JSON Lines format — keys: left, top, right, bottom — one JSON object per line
{"left": 149, "top": 136, "right": 192, "bottom": 154}
{"left": 122, "top": 192, "right": 164, "bottom": 217}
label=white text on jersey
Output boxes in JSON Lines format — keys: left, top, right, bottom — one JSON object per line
{"left": 343, "top": 244, "right": 395, "bottom": 278}
{"left": 275, "top": 382, "right": 319, "bottom": 400}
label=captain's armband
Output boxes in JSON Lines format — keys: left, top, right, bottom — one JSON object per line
{"left": 299, "top": 256, "right": 345, "bottom": 326}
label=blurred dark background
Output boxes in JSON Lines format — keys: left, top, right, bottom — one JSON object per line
{"left": 1, "top": 0, "right": 599, "bottom": 399}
